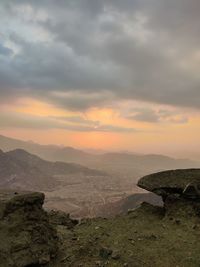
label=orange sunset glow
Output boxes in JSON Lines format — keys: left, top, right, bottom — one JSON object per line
{"left": 0, "top": 0, "right": 200, "bottom": 160}
{"left": 1, "top": 96, "right": 200, "bottom": 160}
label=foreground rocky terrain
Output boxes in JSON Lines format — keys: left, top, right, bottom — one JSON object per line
{"left": 0, "top": 190, "right": 58, "bottom": 267}
{"left": 1, "top": 169, "right": 200, "bottom": 267}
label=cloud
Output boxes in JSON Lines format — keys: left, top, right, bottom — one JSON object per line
{"left": 0, "top": 0, "right": 200, "bottom": 111}
{"left": 0, "top": 112, "right": 137, "bottom": 133}
{"left": 50, "top": 115, "right": 100, "bottom": 127}
{"left": 127, "top": 108, "right": 160, "bottom": 123}
{"left": 126, "top": 107, "right": 189, "bottom": 124}
{"left": 0, "top": 43, "right": 13, "bottom": 56}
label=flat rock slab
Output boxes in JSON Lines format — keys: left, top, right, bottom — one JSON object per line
{"left": 137, "top": 169, "right": 200, "bottom": 198}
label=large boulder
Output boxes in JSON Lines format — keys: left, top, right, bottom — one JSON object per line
{"left": 137, "top": 169, "right": 200, "bottom": 200}
{"left": 0, "top": 190, "right": 58, "bottom": 267}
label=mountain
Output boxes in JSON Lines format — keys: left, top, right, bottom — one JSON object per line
{"left": 0, "top": 135, "right": 199, "bottom": 177}
{"left": 0, "top": 134, "right": 92, "bottom": 163}
{"left": 95, "top": 152, "right": 199, "bottom": 177}
{"left": 0, "top": 148, "right": 104, "bottom": 191}
{"left": 0, "top": 134, "right": 199, "bottom": 218}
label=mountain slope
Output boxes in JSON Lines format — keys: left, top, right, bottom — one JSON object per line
{"left": 0, "top": 134, "right": 92, "bottom": 163}
{"left": 0, "top": 135, "right": 199, "bottom": 177}
{"left": 93, "top": 193, "right": 163, "bottom": 217}
{"left": 0, "top": 149, "right": 104, "bottom": 191}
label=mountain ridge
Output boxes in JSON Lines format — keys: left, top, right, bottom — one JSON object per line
{"left": 0, "top": 148, "right": 104, "bottom": 191}
{"left": 0, "top": 134, "right": 198, "bottom": 169}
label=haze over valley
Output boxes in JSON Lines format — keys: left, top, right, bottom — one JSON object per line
{"left": 0, "top": 134, "right": 198, "bottom": 218}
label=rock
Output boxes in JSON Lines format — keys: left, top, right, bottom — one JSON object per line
{"left": 0, "top": 190, "right": 58, "bottom": 267}
{"left": 137, "top": 169, "right": 200, "bottom": 200}
{"left": 182, "top": 183, "right": 200, "bottom": 199}
{"left": 48, "top": 210, "right": 78, "bottom": 229}
{"left": 111, "top": 250, "right": 120, "bottom": 259}
{"left": 95, "top": 261, "right": 104, "bottom": 266}
{"left": 164, "top": 194, "right": 200, "bottom": 218}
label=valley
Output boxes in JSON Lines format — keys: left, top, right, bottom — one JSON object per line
{"left": 0, "top": 135, "right": 199, "bottom": 218}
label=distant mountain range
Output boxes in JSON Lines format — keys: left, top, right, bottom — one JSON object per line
{"left": 0, "top": 134, "right": 91, "bottom": 163}
{"left": 0, "top": 134, "right": 199, "bottom": 218}
{"left": 0, "top": 134, "right": 199, "bottom": 178}
{"left": 0, "top": 148, "right": 104, "bottom": 191}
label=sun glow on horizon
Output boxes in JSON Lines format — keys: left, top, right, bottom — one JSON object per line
{"left": 0, "top": 96, "right": 200, "bottom": 160}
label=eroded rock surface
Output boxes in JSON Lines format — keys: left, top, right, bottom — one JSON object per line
{"left": 48, "top": 210, "right": 78, "bottom": 229}
{"left": 0, "top": 190, "right": 58, "bottom": 267}
{"left": 137, "top": 169, "right": 200, "bottom": 200}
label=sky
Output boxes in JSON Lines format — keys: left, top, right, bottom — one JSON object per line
{"left": 0, "top": 0, "right": 200, "bottom": 159}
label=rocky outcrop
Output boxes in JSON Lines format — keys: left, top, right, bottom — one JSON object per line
{"left": 48, "top": 210, "right": 78, "bottom": 229}
{"left": 0, "top": 190, "right": 58, "bottom": 267}
{"left": 137, "top": 168, "right": 200, "bottom": 219}
{"left": 137, "top": 169, "right": 200, "bottom": 201}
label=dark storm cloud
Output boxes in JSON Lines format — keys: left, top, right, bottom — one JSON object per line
{"left": 0, "top": 0, "right": 200, "bottom": 110}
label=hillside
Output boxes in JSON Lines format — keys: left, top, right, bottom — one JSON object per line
{"left": 51, "top": 202, "right": 200, "bottom": 267}
{"left": 50, "top": 168, "right": 200, "bottom": 267}
{"left": 0, "top": 149, "right": 124, "bottom": 217}
{"left": 0, "top": 134, "right": 199, "bottom": 179}
{"left": 93, "top": 193, "right": 163, "bottom": 217}
{"left": 0, "top": 134, "right": 92, "bottom": 163}
{"left": 2, "top": 169, "right": 200, "bottom": 267}
{"left": 1, "top": 135, "right": 199, "bottom": 218}
{"left": 0, "top": 148, "right": 103, "bottom": 191}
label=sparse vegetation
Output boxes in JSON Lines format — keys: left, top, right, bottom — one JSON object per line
{"left": 1, "top": 169, "right": 200, "bottom": 267}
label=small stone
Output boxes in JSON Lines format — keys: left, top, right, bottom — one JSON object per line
{"left": 39, "top": 255, "right": 50, "bottom": 264}
{"left": 95, "top": 260, "right": 105, "bottom": 267}
{"left": 111, "top": 250, "right": 120, "bottom": 260}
